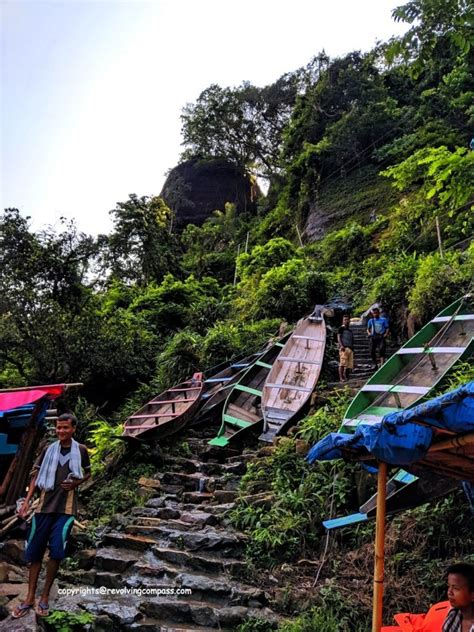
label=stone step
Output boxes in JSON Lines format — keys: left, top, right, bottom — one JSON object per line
{"left": 182, "top": 492, "right": 214, "bottom": 504}
{"left": 150, "top": 547, "right": 246, "bottom": 577}
{"left": 141, "top": 599, "right": 279, "bottom": 629}
{"left": 102, "top": 532, "right": 159, "bottom": 552}
{"left": 180, "top": 503, "right": 235, "bottom": 516}
{"left": 132, "top": 564, "right": 267, "bottom": 606}
{"left": 160, "top": 472, "right": 214, "bottom": 492}
{"left": 124, "top": 620, "right": 232, "bottom": 632}
{"left": 125, "top": 525, "right": 245, "bottom": 556}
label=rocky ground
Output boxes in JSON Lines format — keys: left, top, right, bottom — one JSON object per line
{"left": 0, "top": 331, "right": 397, "bottom": 631}
{"left": 0, "top": 427, "right": 286, "bottom": 631}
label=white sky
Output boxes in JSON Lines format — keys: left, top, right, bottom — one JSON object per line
{"left": 1, "top": 0, "right": 408, "bottom": 236}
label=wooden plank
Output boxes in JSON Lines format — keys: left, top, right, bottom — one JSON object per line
{"left": 291, "top": 335, "right": 325, "bottom": 342}
{"left": 148, "top": 398, "right": 191, "bottom": 405}
{"left": 168, "top": 386, "right": 201, "bottom": 392}
{"left": 432, "top": 314, "right": 474, "bottom": 322}
{"left": 255, "top": 360, "right": 272, "bottom": 369}
{"left": 265, "top": 383, "right": 313, "bottom": 393}
{"left": 234, "top": 384, "right": 262, "bottom": 397}
{"left": 361, "top": 385, "right": 430, "bottom": 395}
{"left": 129, "top": 413, "right": 179, "bottom": 419}
{"left": 223, "top": 414, "right": 253, "bottom": 428}
{"left": 397, "top": 346, "right": 466, "bottom": 355}
{"left": 277, "top": 356, "right": 321, "bottom": 365}
{"left": 204, "top": 377, "right": 234, "bottom": 383}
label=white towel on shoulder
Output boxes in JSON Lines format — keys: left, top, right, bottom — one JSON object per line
{"left": 36, "top": 439, "right": 83, "bottom": 491}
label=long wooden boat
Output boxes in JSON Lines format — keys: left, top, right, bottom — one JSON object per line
{"left": 342, "top": 294, "right": 474, "bottom": 430}
{"left": 208, "top": 335, "right": 290, "bottom": 447}
{"left": 123, "top": 373, "right": 204, "bottom": 441}
{"left": 260, "top": 314, "right": 326, "bottom": 443}
{"left": 194, "top": 352, "right": 263, "bottom": 424}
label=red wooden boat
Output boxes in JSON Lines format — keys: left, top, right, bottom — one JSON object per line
{"left": 122, "top": 373, "right": 204, "bottom": 441}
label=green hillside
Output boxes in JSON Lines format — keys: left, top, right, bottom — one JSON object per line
{"left": 1, "top": 1, "right": 473, "bottom": 629}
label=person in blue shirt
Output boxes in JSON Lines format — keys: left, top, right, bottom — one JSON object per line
{"left": 367, "top": 307, "right": 390, "bottom": 369}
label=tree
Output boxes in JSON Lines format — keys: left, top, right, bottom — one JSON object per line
{"left": 387, "top": 0, "right": 474, "bottom": 77}
{"left": 107, "top": 195, "right": 178, "bottom": 286}
{"left": 180, "top": 68, "right": 312, "bottom": 178}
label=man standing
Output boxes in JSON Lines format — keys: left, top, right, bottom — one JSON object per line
{"left": 337, "top": 314, "right": 354, "bottom": 382}
{"left": 12, "top": 413, "right": 91, "bottom": 619}
{"left": 367, "top": 307, "right": 390, "bottom": 369}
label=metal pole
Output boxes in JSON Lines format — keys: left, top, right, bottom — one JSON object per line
{"left": 372, "top": 461, "right": 388, "bottom": 632}
{"left": 244, "top": 232, "right": 249, "bottom": 254}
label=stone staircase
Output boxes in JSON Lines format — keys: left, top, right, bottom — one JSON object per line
{"left": 330, "top": 320, "right": 399, "bottom": 389}
{"left": 56, "top": 433, "right": 281, "bottom": 631}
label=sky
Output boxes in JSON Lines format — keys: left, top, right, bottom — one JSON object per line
{"left": 1, "top": 0, "right": 409, "bottom": 236}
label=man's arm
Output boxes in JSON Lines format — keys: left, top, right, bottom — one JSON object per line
{"left": 18, "top": 471, "right": 38, "bottom": 518}
{"left": 337, "top": 330, "right": 344, "bottom": 349}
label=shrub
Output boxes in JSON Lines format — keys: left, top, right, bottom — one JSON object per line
{"left": 408, "top": 251, "right": 470, "bottom": 321}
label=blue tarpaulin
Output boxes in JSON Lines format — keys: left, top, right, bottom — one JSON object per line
{"left": 307, "top": 382, "right": 474, "bottom": 467}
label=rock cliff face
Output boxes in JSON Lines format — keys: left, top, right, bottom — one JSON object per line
{"left": 160, "top": 157, "right": 259, "bottom": 226}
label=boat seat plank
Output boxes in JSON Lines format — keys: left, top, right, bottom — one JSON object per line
{"left": 275, "top": 342, "right": 285, "bottom": 347}
{"left": 223, "top": 414, "right": 253, "bottom": 428}
{"left": 234, "top": 384, "right": 262, "bottom": 397}
{"left": 397, "top": 346, "right": 466, "bottom": 355}
{"left": 277, "top": 356, "right": 321, "bottom": 365}
{"left": 323, "top": 513, "right": 368, "bottom": 530}
{"left": 129, "top": 412, "right": 180, "bottom": 419}
{"left": 168, "top": 386, "right": 201, "bottom": 392}
{"left": 291, "top": 335, "right": 325, "bottom": 342}
{"left": 361, "top": 384, "right": 430, "bottom": 395}
{"left": 255, "top": 360, "right": 272, "bottom": 369}
{"left": 265, "top": 383, "right": 313, "bottom": 393}
{"left": 208, "top": 436, "right": 230, "bottom": 447}
{"left": 149, "top": 398, "right": 192, "bottom": 405}
{"left": 204, "top": 377, "right": 234, "bottom": 383}
{"left": 432, "top": 314, "right": 474, "bottom": 322}
{"left": 230, "top": 363, "right": 250, "bottom": 369}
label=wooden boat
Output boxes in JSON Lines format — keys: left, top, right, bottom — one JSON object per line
{"left": 321, "top": 294, "right": 474, "bottom": 530}
{"left": 208, "top": 335, "right": 290, "bottom": 447}
{"left": 323, "top": 470, "right": 458, "bottom": 530}
{"left": 194, "top": 353, "right": 263, "bottom": 424}
{"left": 123, "top": 373, "right": 204, "bottom": 441}
{"left": 260, "top": 314, "right": 326, "bottom": 443}
{"left": 342, "top": 294, "right": 474, "bottom": 430}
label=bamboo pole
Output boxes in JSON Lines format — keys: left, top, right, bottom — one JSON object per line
{"left": 372, "top": 461, "right": 388, "bottom": 632}
{"left": 428, "top": 432, "right": 474, "bottom": 452}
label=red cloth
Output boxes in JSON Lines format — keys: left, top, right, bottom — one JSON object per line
{"left": 0, "top": 385, "right": 64, "bottom": 413}
{"left": 381, "top": 601, "right": 451, "bottom": 632}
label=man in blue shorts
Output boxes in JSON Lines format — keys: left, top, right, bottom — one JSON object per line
{"left": 367, "top": 307, "right": 390, "bottom": 369}
{"left": 11, "top": 413, "right": 91, "bottom": 619}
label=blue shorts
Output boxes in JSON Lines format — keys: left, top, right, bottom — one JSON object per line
{"left": 25, "top": 513, "right": 75, "bottom": 563}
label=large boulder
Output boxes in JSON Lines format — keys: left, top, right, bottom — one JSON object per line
{"left": 160, "top": 157, "right": 259, "bottom": 226}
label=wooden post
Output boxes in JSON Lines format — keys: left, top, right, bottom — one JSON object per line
{"left": 372, "top": 461, "right": 388, "bottom": 632}
{"left": 233, "top": 244, "right": 241, "bottom": 287}
{"left": 435, "top": 216, "right": 444, "bottom": 259}
{"left": 295, "top": 225, "right": 304, "bottom": 247}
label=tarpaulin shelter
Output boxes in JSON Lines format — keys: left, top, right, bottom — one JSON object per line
{"left": 0, "top": 384, "right": 80, "bottom": 510}
{"left": 306, "top": 381, "right": 474, "bottom": 632}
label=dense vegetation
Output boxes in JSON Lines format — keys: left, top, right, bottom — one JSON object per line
{"left": 1, "top": 1, "right": 473, "bottom": 629}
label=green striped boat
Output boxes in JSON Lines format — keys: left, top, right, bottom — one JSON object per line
{"left": 208, "top": 334, "right": 291, "bottom": 447}
{"left": 342, "top": 294, "right": 474, "bottom": 430}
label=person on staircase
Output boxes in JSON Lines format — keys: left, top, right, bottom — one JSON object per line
{"left": 337, "top": 314, "right": 354, "bottom": 382}
{"left": 11, "top": 413, "right": 91, "bottom": 619}
{"left": 367, "top": 307, "right": 390, "bottom": 369}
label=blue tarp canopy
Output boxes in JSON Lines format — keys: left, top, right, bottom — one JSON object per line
{"left": 307, "top": 382, "right": 474, "bottom": 482}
